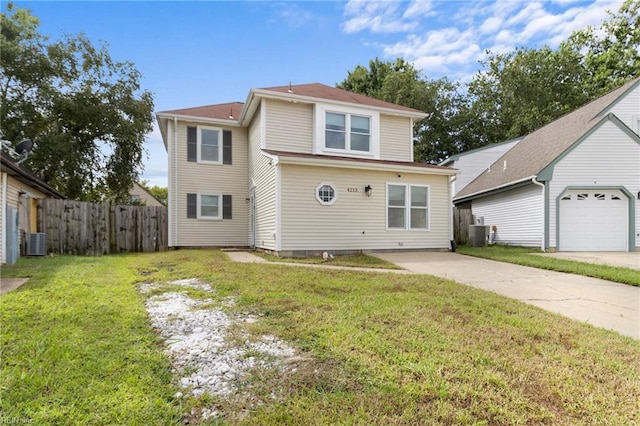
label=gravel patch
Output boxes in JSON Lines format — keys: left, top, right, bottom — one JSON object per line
{"left": 140, "top": 278, "right": 297, "bottom": 420}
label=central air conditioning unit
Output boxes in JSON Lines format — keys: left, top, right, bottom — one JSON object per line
{"left": 468, "top": 225, "right": 490, "bottom": 247}
{"left": 26, "top": 233, "right": 47, "bottom": 256}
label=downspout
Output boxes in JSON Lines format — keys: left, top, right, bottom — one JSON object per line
{"left": 173, "top": 116, "right": 179, "bottom": 246}
{"left": 531, "top": 177, "right": 545, "bottom": 252}
{"left": 448, "top": 175, "right": 455, "bottom": 249}
{"left": 2, "top": 172, "right": 7, "bottom": 263}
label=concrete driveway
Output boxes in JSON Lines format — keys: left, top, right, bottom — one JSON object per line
{"left": 373, "top": 252, "right": 640, "bottom": 339}
{"left": 534, "top": 252, "right": 639, "bottom": 270}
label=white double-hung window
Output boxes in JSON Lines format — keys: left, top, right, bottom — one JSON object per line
{"left": 198, "top": 194, "right": 221, "bottom": 219}
{"left": 315, "top": 104, "right": 380, "bottom": 158}
{"left": 199, "top": 127, "right": 222, "bottom": 163}
{"left": 325, "top": 112, "right": 370, "bottom": 152}
{"left": 387, "top": 184, "right": 429, "bottom": 230}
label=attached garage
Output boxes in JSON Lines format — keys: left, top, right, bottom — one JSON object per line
{"left": 559, "top": 189, "right": 629, "bottom": 252}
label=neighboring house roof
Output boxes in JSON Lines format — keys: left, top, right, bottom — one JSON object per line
{"left": 263, "top": 149, "right": 457, "bottom": 175}
{"left": 439, "top": 137, "right": 523, "bottom": 167}
{"left": 1, "top": 153, "right": 66, "bottom": 199}
{"left": 130, "top": 182, "right": 164, "bottom": 207}
{"left": 454, "top": 77, "right": 640, "bottom": 201}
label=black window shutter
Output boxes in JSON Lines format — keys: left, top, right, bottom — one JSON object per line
{"left": 187, "top": 127, "right": 197, "bottom": 162}
{"left": 187, "top": 193, "right": 197, "bottom": 218}
{"left": 222, "top": 195, "right": 232, "bottom": 219}
{"left": 223, "top": 130, "right": 232, "bottom": 164}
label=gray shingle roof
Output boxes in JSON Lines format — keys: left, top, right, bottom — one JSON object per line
{"left": 454, "top": 77, "right": 640, "bottom": 200}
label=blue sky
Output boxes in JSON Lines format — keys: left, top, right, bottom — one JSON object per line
{"left": 6, "top": 0, "right": 623, "bottom": 187}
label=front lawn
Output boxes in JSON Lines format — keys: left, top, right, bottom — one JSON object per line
{"left": 457, "top": 245, "right": 640, "bottom": 286}
{"left": 1, "top": 250, "right": 639, "bottom": 425}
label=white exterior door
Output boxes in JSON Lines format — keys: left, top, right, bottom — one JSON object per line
{"left": 558, "top": 189, "right": 628, "bottom": 251}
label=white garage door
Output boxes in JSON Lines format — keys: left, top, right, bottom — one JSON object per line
{"left": 559, "top": 190, "right": 628, "bottom": 251}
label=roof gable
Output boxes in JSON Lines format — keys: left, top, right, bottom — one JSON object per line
{"left": 455, "top": 77, "right": 640, "bottom": 200}
{"left": 258, "top": 83, "right": 424, "bottom": 114}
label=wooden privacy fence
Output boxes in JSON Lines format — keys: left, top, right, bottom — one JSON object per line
{"left": 37, "top": 199, "right": 168, "bottom": 255}
{"left": 452, "top": 207, "right": 474, "bottom": 246}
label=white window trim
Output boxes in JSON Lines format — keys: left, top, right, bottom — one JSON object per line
{"left": 314, "top": 103, "right": 380, "bottom": 159}
{"left": 197, "top": 125, "right": 223, "bottom": 164}
{"left": 386, "top": 183, "right": 430, "bottom": 231}
{"left": 315, "top": 182, "right": 337, "bottom": 206}
{"left": 197, "top": 192, "right": 222, "bottom": 220}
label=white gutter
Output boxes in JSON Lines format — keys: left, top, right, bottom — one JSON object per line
{"left": 274, "top": 155, "right": 457, "bottom": 176}
{"left": 531, "top": 177, "right": 545, "bottom": 252}
{"left": 1, "top": 172, "right": 7, "bottom": 264}
{"left": 172, "top": 116, "right": 179, "bottom": 246}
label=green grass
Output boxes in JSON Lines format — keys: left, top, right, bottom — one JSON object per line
{"left": 256, "top": 252, "right": 402, "bottom": 269}
{"left": 457, "top": 245, "right": 640, "bottom": 286}
{"left": 2, "top": 250, "right": 639, "bottom": 425}
{"left": 0, "top": 255, "right": 182, "bottom": 425}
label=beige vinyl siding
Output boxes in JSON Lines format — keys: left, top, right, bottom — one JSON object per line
{"left": 279, "top": 164, "right": 450, "bottom": 251}
{"left": 1, "top": 175, "right": 48, "bottom": 262}
{"left": 174, "top": 121, "right": 249, "bottom": 246}
{"left": 264, "top": 99, "right": 313, "bottom": 153}
{"left": 379, "top": 114, "right": 413, "bottom": 161}
{"left": 473, "top": 184, "right": 543, "bottom": 248}
{"left": 606, "top": 83, "right": 640, "bottom": 132}
{"left": 248, "top": 107, "right": 278, "bottom": 250}
{"left": 548, "top": 120, "right": 640, "bottom": 249}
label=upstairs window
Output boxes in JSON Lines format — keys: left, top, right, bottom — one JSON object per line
{"left": 187, "top": 126, "right": 232, "bottom": 164}
{"left": 325, "top": 112, "right": 370, "bottom": 152}
{"left": 200, "top": 128, "right": 221, "bottom": 163}
{"left": 315, "top": 105, "right": 379, "bottom": 158}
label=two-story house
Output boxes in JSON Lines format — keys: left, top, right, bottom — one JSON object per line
{"left": 157, "top": 83, "right": 457, "bottom": 256}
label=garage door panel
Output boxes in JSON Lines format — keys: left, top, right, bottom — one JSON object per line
{"left": 559, "top": 190, "right": 628, "bottom": 252}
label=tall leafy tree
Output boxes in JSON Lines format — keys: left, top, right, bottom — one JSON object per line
{"left": 1, "top": 4, "right": 154, "bottom": 202}
{"left": 338, "top": 58, "right": 474, "bottom": 163}
{"left": 566, "top": 0, "right": 640, "bottom": 95}
{"left": 466, "top": 45, "right": 589, "bottom": 145}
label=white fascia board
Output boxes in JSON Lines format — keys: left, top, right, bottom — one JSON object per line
{"left": 156, "top": 112, "right": 243, "bottom": 128}
{"left": 275, "top": 155, "right": 457, "bottom": 176}
{"left": 249, "top": 89, "right": 427, "bottom": 120}
{"left": 260, "top": 150, "right": 279, "bottom": 164}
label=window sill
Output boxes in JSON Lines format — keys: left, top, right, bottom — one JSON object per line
{"left": 321, "top": 149, "right": 377, "bottom": 159}
{"left": 196, "top": 160, "right": 223, "bottom": 165}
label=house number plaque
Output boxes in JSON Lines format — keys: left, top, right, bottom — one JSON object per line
{"left": 347, "top": 188, "right": 359, "bottom": 192}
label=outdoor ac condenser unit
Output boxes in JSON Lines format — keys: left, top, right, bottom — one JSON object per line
{"left": 26, "top": 233, "right": 47, "bottom": 256}
{"left": 468, "top": 225, "right": 490, "bottom": 247}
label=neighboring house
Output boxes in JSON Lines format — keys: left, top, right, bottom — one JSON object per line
{"left": 1, "top": 153, "right": 66, "bottom": 264}
{"left": 453, "top": 77, "right": 640, "bottom": 252}
{"left": 440, "top": 137, "right": 522, "bottom": 197}
{"left": 157, "top": 83, "right": 457, "bottom": 256}
{"left": 129, "top": 182, "right": 165, "bottom": 207}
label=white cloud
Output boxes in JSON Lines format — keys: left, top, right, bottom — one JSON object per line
{"left": 269, "top": 3, "right": 316, "bottom": 29}
{"left": 344, "top": 0, "right": 625, "bottom": 79}
{"left": 403, "top": 0, "right": 435, "bottom": 19}
{"left": 342, "top": 0, "right": 428, "bottom": 34}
